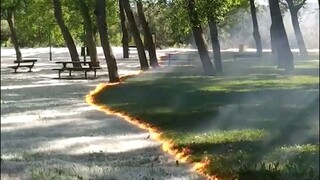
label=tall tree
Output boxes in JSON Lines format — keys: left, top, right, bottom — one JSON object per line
{"left": 269, "top": 0, "right": 294, "bottom": 71}
{"left": 122, "top": 0, "right": 149, "bottom": 71}
{"left": 270, "top": 24, "right": 278, "bottom": 62}
{"left": 6, "top": 6, "right": 22, "bottom": 61}
{"left": 52, "top": 0, "right": 81, "bottom": 67}
{"left": 199, "top": 0, "right": 248, "bottom": 73}
{"left": 119, "top": 0, "right": 129, "bottom": 58}
{"left": 77, "top": 0, "right": 99, "bottom": 67}
{"left": 285, "top": 0, "right": 308, "bottom": 57}
{"left": 208, "top": 19, "right": 222, "bottom": 72}
{"left": 249, "top": 0, "right": 262, "bottom": 56}
{"left": 95, "top": 0, "right": 120, "bottom": 82}
{"left": 187, "top": 0, "right": 215, "bottom": 76}
{"left": 136, "top": 1, "right": 159, "bottom": 68}
{"left": 1, "top": 1, "right": 24, "bottom": 61}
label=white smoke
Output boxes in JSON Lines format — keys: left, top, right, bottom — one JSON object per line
{"left": 212, "top": 1, "right": 319, "bottom": 50}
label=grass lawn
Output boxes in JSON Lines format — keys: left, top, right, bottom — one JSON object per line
{"left": 94, "top": 52, "right": 319, "bottom": 179}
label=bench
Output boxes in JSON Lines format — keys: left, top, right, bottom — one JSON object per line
{"left": 233, "top": 53, "right": 261, "bottom": 61}
{"left": 7, "top": 59, "right": 37, "bottom": 73}
{"left": 168, "top": 53, "right": 198, "bottom": 67}
{"left": 52, "top": 67, "right": 101, "bottom": 79}
{"left": 128, "top": 45, "right": 137, "bottom": 55}
{"left": 53, "top": 61, "right": 101, "bottom": 79}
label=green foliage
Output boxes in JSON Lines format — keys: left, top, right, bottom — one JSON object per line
{"left": 1, "top": 20, "right": 10, "bottom": 43}
{"left": 0, "top": 0, "right": 297, "bottom": 48}
{"left": 106, "top": 0, "right": 121, "bottom": 45}
{"left": 14, "top": 0, "right": 56, "bottom": 47}
{"left": 146, "top": 1, "right": 191, "bottom": 46}
{"left": 141, "top": 0, "right": 250, "bottom": 47}
{"left": 1, "top": 0, "right": 28, "bottom": 21}
{"left": 1, "top": 0, "right": 123, "bottom": 47}
{"left": 197, "top": 0, "right": 248, "bottom": 22}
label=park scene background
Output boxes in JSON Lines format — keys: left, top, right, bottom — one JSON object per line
{"left": 1, "top": 0, "right": 319, "bottom": 179}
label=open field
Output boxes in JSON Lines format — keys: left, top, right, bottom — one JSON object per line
{"left": 95, "top": 51, "right": 319, "bottom": 179}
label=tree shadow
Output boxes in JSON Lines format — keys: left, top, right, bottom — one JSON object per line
{"left": 1, "top": 145, "right": 201, "bottom": 179}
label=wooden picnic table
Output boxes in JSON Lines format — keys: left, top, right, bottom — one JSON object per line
{"left": 53, "top": 61, "right": 101, "bottom": 79}
{"left": 233, "top": 53, "right": 261, "bottom": 61}
{"left": 55, "top": 61, "right": 96, "bottom": 68}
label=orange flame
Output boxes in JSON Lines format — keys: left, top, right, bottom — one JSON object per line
{"left": 85, "top": 73, "right": 219, "bottom": 180}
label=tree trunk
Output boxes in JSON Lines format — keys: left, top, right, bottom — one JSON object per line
{"left": 95, "top": 0, "right": 120, "bottom": 82}
{"left": 7, "top": 8, "right": 22, "bottom": 62}
{"left": 77, "top": 0, "right": 99, "bottom": 67}
{"left": 52, "top": 0, "right": 81, "bottom": 68}
{"left": 249, "top": 0, "right": 262, "bottom": 56}
{"left": 136, "top": 1, "right": 159, "bottom": 68}
{"left": 286, "top": 0, "right": 308, "bottom": 57}
{"left": 208, "top": 20, "right": 222, "bottom": 72}
{"left": 119, "top": 0, "right": 129, "bottom": 58}
{"left": 187, "top": 0, "right": 215, "bottom": 76}
{"left": 122, "top": 0, "right": 149, "bottom": 71}
{"left": 269, "top": 0, "right": 294, "bottom": 71}
{"left": 270, "top": 24, "right": 278, "bottom": 64}
{"left": 290, "top": 12, "right": 308, "bottom": 56}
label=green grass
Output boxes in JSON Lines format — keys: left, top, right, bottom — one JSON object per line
{"left": 96, "top": 52, "right": 319, "bottom": 179}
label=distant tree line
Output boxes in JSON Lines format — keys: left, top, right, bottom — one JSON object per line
{"left": 1, "top": 0, "right": 318, "bottom": 80}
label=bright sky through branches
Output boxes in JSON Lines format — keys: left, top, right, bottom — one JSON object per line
{"left": 258, "top": 0, "right": 318, "bottom": 5}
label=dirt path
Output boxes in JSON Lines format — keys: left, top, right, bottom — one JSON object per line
{"left": 1, "top": 47, "right": 202, "bottom": 180}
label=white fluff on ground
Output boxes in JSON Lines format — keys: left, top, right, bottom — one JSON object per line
{"left": 1, "top": 47, "right": 202, "bottom": 180}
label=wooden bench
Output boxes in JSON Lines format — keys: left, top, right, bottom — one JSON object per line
{"left": 53, "top": 61, "right": 101, "bottom": 79}
{"left": 7, "top": 59, "right": 37, "bottom": 73}
{"left": 233, "top": 53, "right": 261, "bottom": 61}
{"left": 128, "top": 45, "right": 137, "bottom": 55}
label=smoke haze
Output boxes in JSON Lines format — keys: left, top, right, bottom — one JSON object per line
{"left": 203, "top": 1, "right": 319, "bottom": 50}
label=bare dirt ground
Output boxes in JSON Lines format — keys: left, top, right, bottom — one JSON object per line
{"left": 1, "top": 47, "right": 202, "bottom": 180}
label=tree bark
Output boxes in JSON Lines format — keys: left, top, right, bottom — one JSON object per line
{"left": 122, "top": 0, "right": 149, "bottom": 71}
{"left": 249, "top": 0, "right": 262, "bottom": 56}
{"left": 136, "top": 1, "right": 159, "bottom": 68}
{"left": 208, "top": 19, "right": 222, "bottom": 72}
{"left": 77, "top": 0, "right": 99, "bottom": 67}
{"left": 290, "top": 12, "right": 308, "bottom": 56}
{"left": 270, "top": 24, "right": 278, "bottom": 64}
{"left": 286, "top": 0, "right": 308, "bottom": 57}
{"left": 52, "top": 0, "right": 81, "bottom": 67}
{"left": 119, "top": 0, "right": 129, "bottom": 58}
{"left": 95, "top": 0, "right": 120, "bottom": 82}
{"left": 7, "top": 8, "right": 22, "bottom": 62}
{"left": 187, "top": 0, "right": 215, "bottom": 76}
{"left": 269, "top": 0, "right": 294, "bottom": 71}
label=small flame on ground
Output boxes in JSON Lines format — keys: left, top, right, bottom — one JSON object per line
{"left": 85, "top": 68, "right": 219, "bottom": 180}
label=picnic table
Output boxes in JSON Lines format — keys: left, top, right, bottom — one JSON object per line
{"left": 128, "top": 45, "right": 137, "bottom": 55}
{"left": 233, "top": 53, "right": 261, "bottom": 61}
{"left": 52, "top": 61, "right": 101, "bottom": 79}
{"left": 7, "top": 59, "right": 38, "bottom": 73}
